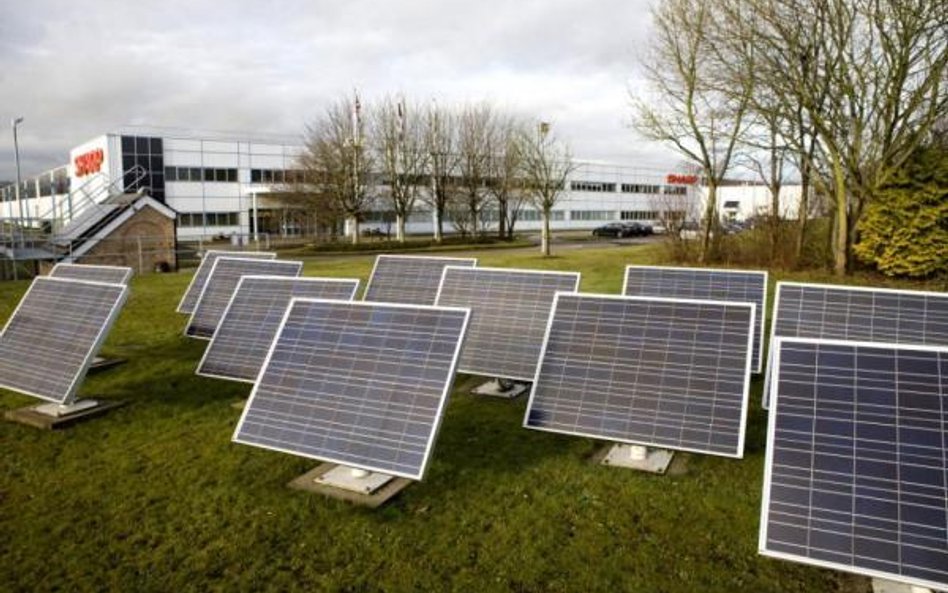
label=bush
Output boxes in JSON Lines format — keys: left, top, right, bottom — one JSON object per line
{"left": 854, "top": 144, "right": 948, "bottom": 277}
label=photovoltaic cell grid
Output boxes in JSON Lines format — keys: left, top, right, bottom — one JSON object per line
{"left": 197, "top": 276, "right": 361, "bottom": 382}
{"left": 50, "top": 262, "right": 133, "bottom": 285}
{"left": 763, "top": 282, "right": 948, "bottom": 408}
{"left": 185, "top": 258, "right": 302, "bottom": 339}
{"left": 0, "top": 277, "right": 128, "bottom": 404}
{"left": 435, "top": 266, "right": 581, "bottom": 380}
{"left": 363, "top": 255, "right": 477, "bottom": 305}
{"left": 761, "top": 338, "right": 948, "bottom": 591}
{"left": 233, "top": 299, "right": 470, "bottom": 480}
{"left": 623, "top": 265, "right": 767, "bottom": 373}
{"left": 525, "top": 294, "right": 755, "bottom": 457}
{"left": 176, "top": 250, "right": 276, "bottom": 314}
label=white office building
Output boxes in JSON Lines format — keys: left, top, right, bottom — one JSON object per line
{"left": 1, "top": 127, "right": 798, "bottom": 242}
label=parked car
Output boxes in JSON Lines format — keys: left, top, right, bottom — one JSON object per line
{"left": 679, "top": 221, "right": 703, "bottom": 240}
{"left": 622, "top": 222, "right": 653, "bottom": 237}
{"left": 592, "top": 222, "right": 631, "bottom": 238}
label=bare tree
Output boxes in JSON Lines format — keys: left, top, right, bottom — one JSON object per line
{"left": 373, "top": 96, "right": 427, "bottom": 242}
{"left": 739, "top": 107, "right": 789, "bottom": 263}
{"left": 633, "top": 0, "right": 753, "bottom": 263}
{"left": 299, "top": 94, "right": 374, "bottom": 245}
{"left": 457, "top": 103, "right": 494, "bottom": 236}
{"left": 486, "top": 114, "right": 528, "bottom": 240}
{"left": 739, "top": 0, "right": 948, "bottom": 274}
{"left": 423, "top": 102, "right": 460, "bottom": 243}
{"left": 519, "top": 123, "right": 574, "bottom": 256}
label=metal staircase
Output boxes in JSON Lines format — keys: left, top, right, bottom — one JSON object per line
{"left": 1, "top": 165, "right": 149, "bottom": 277}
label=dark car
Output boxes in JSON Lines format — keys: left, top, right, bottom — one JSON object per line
{"left": 592, "top": 222, "right": 631, "bottom": 238}
{"left": 622, "top": 222, "right": 653, "bottom": 237}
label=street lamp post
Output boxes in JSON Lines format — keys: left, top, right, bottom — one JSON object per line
{"left": 12, "top": 117, "right": 24, "bottom": 245}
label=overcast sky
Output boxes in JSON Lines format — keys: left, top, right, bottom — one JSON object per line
{"left": 0, "top": 0, "right": 679, "bottom": 180}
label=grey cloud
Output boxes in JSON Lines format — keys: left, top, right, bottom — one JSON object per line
{"left": 0, "top": 0, "right": 678, "bottom": 180}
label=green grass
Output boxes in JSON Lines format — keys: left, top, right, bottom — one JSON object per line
{"left": 2, "top": 243, "right": 929, "bottom": 592}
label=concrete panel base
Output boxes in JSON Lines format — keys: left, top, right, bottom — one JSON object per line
{"left": 288, "top": 463, "right": 413, "bottom": 508}
{"left": 471, "top": 378, "right": 528, "bottom": 399}
{"left": 4, "top": 399, "right": 126, "bottom": 430}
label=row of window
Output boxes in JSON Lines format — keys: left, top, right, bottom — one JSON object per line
{"left": 620, "top": 210, "right": 660, "bottom": 221}
{"left": 571, "top": 210, "right": 616, "bottom": 221}
{"left": 569, "top": 181, "right": 692, "bottom": 195}
{"left": 178, "top": 212, "right": 240, "bottom": 227}
{"left": 250, "top": 168, "right": 310, "bottom": 184}
{"left": 571, "top": 181, "right": 616, "bottom": 193}
{"left": 165, "top": 167, "right": 239, "bottom": 183}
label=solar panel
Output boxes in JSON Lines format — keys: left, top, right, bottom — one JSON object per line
{"left": 435, "top": 266, "right": 581, "bottom": 381}
{"left": 185, "top": 258, "right": 302, "bottom": 339}
{"left": 524, "top": 293, "right": 755, "bottom": 458}
{"left": 363, "top": 254, "right": 477, "bottom": 305}
{"left": 197, "top": 276, "right": 361, "bottom": 383}
{"left": 763, "top": 282, "right": 948, "bottom": 408}
{"left": 176, "top": 250, "right": 276, "bottom": 314}
{"left": 233, "top": 299, "right": 470, "bottom": 480}
{"left": 761, "top": 337, "right": 948, "bottom": 591}
{"left": 49, "top": 262, "right": 133, "bottom": 285}
{"left": 0, "top": 277, "right": 128, "bottom": 404}
{"left": 623, "top": 265, "right": 767, "bottom": 373}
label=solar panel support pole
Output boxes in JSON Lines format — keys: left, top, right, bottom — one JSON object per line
{"left": 33, "top": 399, "right": 101, "bottom": 418}
{"left": 471, "top": 377, "right": 529, "bottom": 399}
{"left": 314, "top": 465, "right": 397, "bottom": 495}
{"left": 600, "top": 443, "right": 675, "bottom": 475}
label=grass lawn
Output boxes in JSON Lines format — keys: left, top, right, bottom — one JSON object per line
{"left": 1, "top": 243, "right": 935, "bottom": 592}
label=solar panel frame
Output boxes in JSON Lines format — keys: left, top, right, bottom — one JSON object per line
{"left": 760, "top": 337, "right": 948, "bottom": 591}
{"left": 196, "top": 275, "right": 361, "bottom": 383}
{"left": 0, "top": 277, "right": 129, "bottom": 404}
{"left": 363, "top": 254, "right": 477, "bottom": 305}
{"left": 622, "top": 265, "right": 768, "bottom": 374}
{"left": 434, "top": 265, "right": 581, "bottom": 381}
{"left": 176, "top": 249, "right": 277, "bottom": 314}
{"left": 763, "top": 281, "right": 948, "bottom": 408}
{"left": 232, "top": 298, "right": 471, "bottom": 480}
{"left": 185, "top": 257, "right": 303, "bottom": 340}
{"left": 523, "top": 292, "right": 756, "bottom": 458}
{"left": 49, "top": 262, "right": 133, "bottom": 285}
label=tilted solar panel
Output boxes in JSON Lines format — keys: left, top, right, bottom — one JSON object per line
{"left": 185, "top": 258, "right": 302, "bottom": 339}
{"left": 761, "top": 338, "right": 948, "bottom": 591}
{"left": 363, "top": 255, "right": 477, "bottom": 305}
{"left": 49, "top": 262, "right": 133, "bottom": 285}
{"left": 763, "top": 282, "right": 948, "bottom": 408}
{"left": 623, "top": 265, "right": 767, "bottom": 373}
{"left": 524, "top": 293, "right": 755, "bottom": 458}
{"left": 435, "top": 266, "right": 581, "bottom": 381}
{"left": 176, "top": 250, "right": 276, "bottom": 314}
{"left": 197, "top": 275, "right": 361, "bottom": 382}
{"left": 0, "top": 277, "right": 128, "bottom": 404}
{"left": 233, "top": 299, "right": 470, "bottom": 480}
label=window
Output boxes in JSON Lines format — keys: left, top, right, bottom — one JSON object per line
{"left": 664, "top": 186, "right": 688, "bottom": 195}
{"left": 517, "top": 209, "right": 565, "bottom": 221}
{"left": 570, "top": 210, "right": 616, "bottom": 221}
{"left": 620, "top": 210, "right": 660, "bottom": 221}
{"left": 179, "top": 211, "right": 239, "bottom": 227}
{"left": 723, "top": 200, "right": 740, "bottom": 209}
{"left": 165, "top": 167, "right": 177, "bottom": 182}
{"left": 621, "top": 183, "right": 662, "bottom": 194}
{"left": 570, "top": 181, "right": 616, "bottom": 193}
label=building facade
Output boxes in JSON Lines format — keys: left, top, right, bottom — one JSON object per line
{"left": 1, "top": 128, "right": 799, "bottom": 242}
